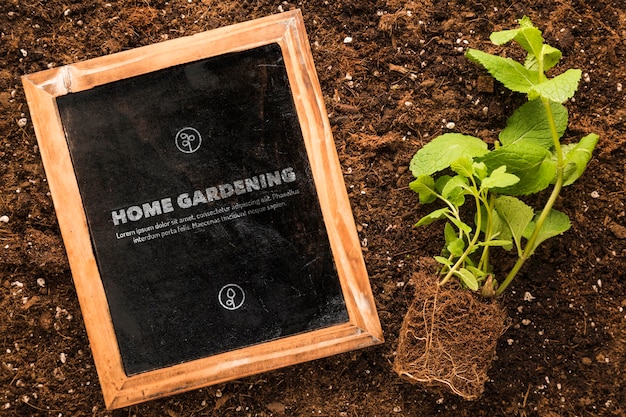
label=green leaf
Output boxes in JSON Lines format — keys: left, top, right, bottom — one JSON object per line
{"left": 415, "top": 207, "right": 449, "bottom": 227}
{"left": 440, "top": 175, "right": 469, "bottom": 206}
{"left": 530, "top": 69, "right": 581, "bottom": 103}
{"left": 541, "top": 44, "right": 562, "bottom": 71}
{"left": 499, "top": 99, "right": 568, "bottom": 148}
{"left": 489, "top": 28, "right": 520, "bottom": 46}
{"left": 472, "top": 161, "right": 488, "bottom": 180}
{"left": 450, "top": 156, "right": 474, "bottom": 178}
{"left": 496, "top": 28, "right": 543, "bottom": 60}
{"left": 444, "top": 222, "right": 458, "bottom": 245}
{"left": 466, "top": 49, "right": 540, "bottom": 94}
{"left": 495, "top": 196, "right": 535, "bottom": 256}
{"left": 434, "top": 256, "right": 453, "bottom": 268}
{"left": 490, "top": 17, "right": 543, "bottom": 58}
{"left": 447, "top": 237, "right": 466, "bottom": 257}
{"left": 465, "top": 265, "right": 486, "bottom": 281}
{"left": 454, "top": 268, "right": 479, "bottom": 291}
{"left": 477, "top": 142, "right": 556, "bottom": 195}
{"left": 410, "top": 133, "right": 488, "bottom": 177}
{"left": 477, "top": 239, "right": 514, "bottom": 248}
{"left": 524, "top": 44, "right": 562, "bottom": 72}
{"left": 478, "top": 206, "right": 513, "bottom": 250}
{"left": 562, "top": 133, "right": 599, "bottom": 186}
{"left": 480, "top": 165, "right": 520, "bottom": 190}
{"left": 524, "top": 209, "right": 571, "bottom": 254}
{"left": 446, "top": 215, "right": 473, "bottom": 236}
{"left": 409, "top": 175, "right": 437, "bottom": 204}
{"left": 444, "top": 222, "right": 465, "bottom": 257}
{"left": 493, "top": 211, "right": 513, "bottom": 251}
{"left": 434, "top": 175, "right": 452, "bottom": 194}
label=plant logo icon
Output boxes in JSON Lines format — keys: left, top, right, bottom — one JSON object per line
{"left": 218, "top": 284, "right": 246, "bottom": 310}
{"left": 175, "top": 127, "right": 202, "bottom": 153}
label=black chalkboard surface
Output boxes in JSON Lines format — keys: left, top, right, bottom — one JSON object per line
{"left": 23, "top": 11, "right": 382, "bottom": 409}
{"left": 57, "top": 43, "right": 348, "bottom": 375}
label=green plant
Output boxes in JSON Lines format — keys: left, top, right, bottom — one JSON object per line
{"left": 409, "top": 16, "right": 598, "bottom": 297}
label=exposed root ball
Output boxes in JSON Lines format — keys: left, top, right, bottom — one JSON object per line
{"left": 394, "top": 267, "right": 508, "bottom": 400}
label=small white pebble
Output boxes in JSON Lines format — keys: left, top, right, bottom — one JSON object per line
{"left": 37, "top": 278, "right": 46, "bottom": 288}
{"left": 20, "top": 49, "right": 27, "bottom": 57}
{"left": 17, "top": 118, "right": 28, "bottom": 128}
{"left": 0, "top": 215, "right": 9, "bottom": 223}
{"left": 60, "top": 353, "right": 67, "bottom": 364}
{"left": 617, "top": 83, "right": 623, "bottom": 92}
{"left": 523, "top": 291, "right": 535, "bottom": 302}
{"left": 445, "top": 121, "right": 456, "bottom": 129}
{"left": 590, "top": 190, "right": 600, "bottom": 198}
{"left": 343, "top": 36, "right": 353, "bottom": 44}
{"left": 522, "top": 319, "right": 532, "bottom": 326}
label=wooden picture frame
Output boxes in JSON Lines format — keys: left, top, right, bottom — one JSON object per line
{"left": 22, "top": 10, "right": 382, "bottom": 409}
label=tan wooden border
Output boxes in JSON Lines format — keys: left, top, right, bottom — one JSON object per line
{"left": 22, "top": 10, "right": 383, "bottom": 409}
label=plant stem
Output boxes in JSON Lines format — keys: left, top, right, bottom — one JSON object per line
{"left": 439, "top": 188, "right": 483, "bottom": 286}
{"left": 477, "top": 194, "right": 495, "bottom": 273}
{"left": 495, "top": 97, "right": 564, "bottom": 296}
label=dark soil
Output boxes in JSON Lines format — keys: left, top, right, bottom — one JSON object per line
{"left": 1, "top": 1, "right": 625, "bottom": 416}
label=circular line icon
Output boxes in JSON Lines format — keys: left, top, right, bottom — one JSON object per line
{"left": 175, "top": 127, "right": 202, "bottom": 154}
{"left": 218, "top": 284, "right": 246, "bottom": 311}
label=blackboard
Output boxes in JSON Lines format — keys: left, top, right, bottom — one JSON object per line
{"left": 56, "top": 43, "right": 348, "bottom": 375}
{"left": 22, "top": 10, "right": 382, "bottom": 409}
